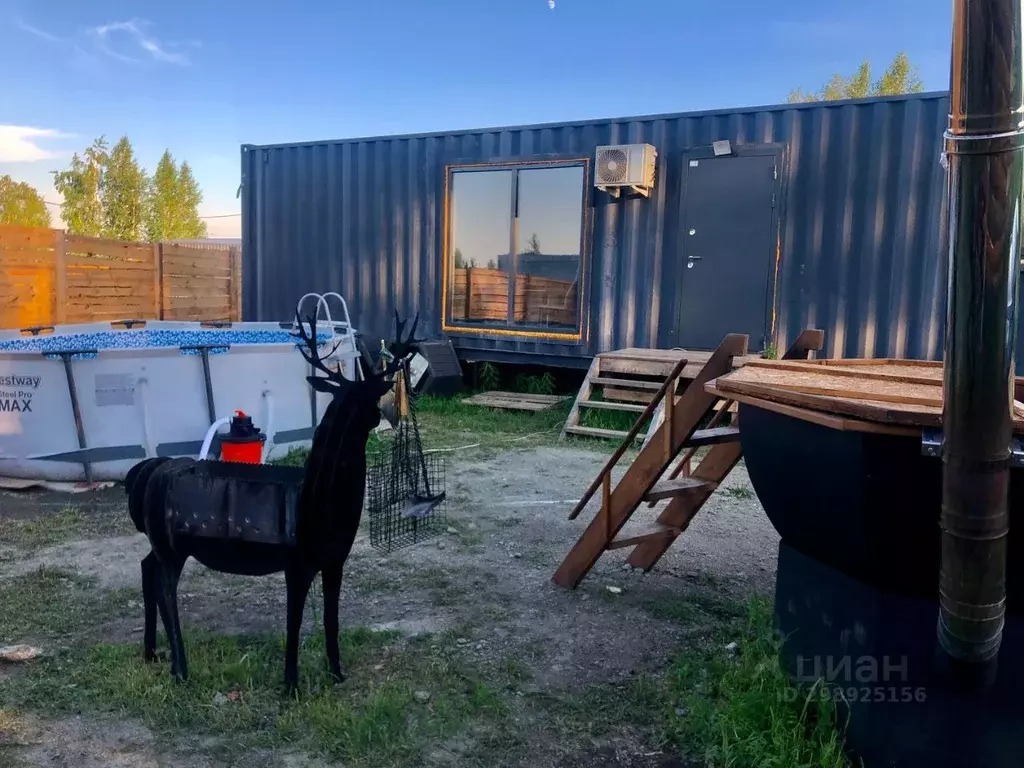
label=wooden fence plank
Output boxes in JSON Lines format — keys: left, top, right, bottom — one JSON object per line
{"left": 0, "top": 226, "right": 57, "bottom": 250}
{"left": 54, "top": 231, "right": 67, "bottom": 324}
{"left": 0, "top": 225, "right": 241, "bottom": 329}
{"left": 166, "top": 296, "right": 233, "bottom": 309}
{"left": 65, "top": 257, "right": 155, "bottom": 272}
{"left": 153, "top": 243, "right": 164, "bottom": 319}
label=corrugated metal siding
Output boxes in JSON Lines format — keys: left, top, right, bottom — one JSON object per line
{"left": 242, "top": 92, "right": 952, "bottom": 364}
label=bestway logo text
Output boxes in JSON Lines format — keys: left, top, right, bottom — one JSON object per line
{"left": 0, "top": 375, "right": 41, "bottom": 389}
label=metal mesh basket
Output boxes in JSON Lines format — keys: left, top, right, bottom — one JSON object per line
{"left": 367, "top": 449, "right": 446, "bottom": 552}
{"left": 366, "top": 366, "right": 447, "bottom": 552}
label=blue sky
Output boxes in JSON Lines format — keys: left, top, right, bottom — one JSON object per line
{"left": 0, "top": 0, "right": 952, "bottom": 238}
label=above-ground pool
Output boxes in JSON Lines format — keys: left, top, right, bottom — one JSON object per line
{"left": 0, "top": 315, "right": 361, "bottom": 482}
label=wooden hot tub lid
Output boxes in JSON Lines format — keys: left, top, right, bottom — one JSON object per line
{"left": 709, "top": 358, "right": 1024, "bottom": 435}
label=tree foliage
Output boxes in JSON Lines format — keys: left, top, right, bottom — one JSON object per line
{"left": 0, "top": 176, "right": 52, "bottom": 227}
{"left": 787, "top": 53, "right": 925, "bottom": 103}
{"left": 52, "top": 138, "right": 108, "bottom": 236}
{"left": 102, "top": 137, "right": 148, "bottom": 241}
{"left": 175, "top": 161, "right": 208, "bottom": 239}
{"left": 53, "top": 137, "right": 208, "bottom": 241}
{"left": 146, "top": 151, "right": 181, "bottom": 241}
{"left": 146, "top": 153, "right": 208, "bottom": 240}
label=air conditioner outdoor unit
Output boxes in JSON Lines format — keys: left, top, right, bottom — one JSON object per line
{"left": 595, "top": 143, "right": 657, "bottom": 198}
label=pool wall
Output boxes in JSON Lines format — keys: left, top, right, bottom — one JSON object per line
{"left": 0, "top": 321, "right": 359, "bottom": 482}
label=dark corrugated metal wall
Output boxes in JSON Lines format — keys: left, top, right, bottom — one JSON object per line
{"left": 242, "top": 93, "right": 951, "bottom": 364}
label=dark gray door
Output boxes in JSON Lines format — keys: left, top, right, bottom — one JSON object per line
{"left": 676, "top": 150, "right": 780, "bottom": 351}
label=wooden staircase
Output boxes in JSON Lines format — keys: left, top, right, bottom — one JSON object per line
{"left": 552, "top": 330, "right": 824, "bottom": 589}
{"left": 561, "top": 348, "right": 750, "bottom": 443}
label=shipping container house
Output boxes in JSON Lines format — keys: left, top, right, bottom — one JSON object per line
{"left": 242, "top": 92, "right": 954, "bottom": 368}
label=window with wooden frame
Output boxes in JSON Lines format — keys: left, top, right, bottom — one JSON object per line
{"left": 443, "top": 160, "right": 589, "bottom": 340}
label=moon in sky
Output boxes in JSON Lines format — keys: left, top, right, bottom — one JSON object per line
{"left": 548, "top": 0, "right": 555, "bottom": 8}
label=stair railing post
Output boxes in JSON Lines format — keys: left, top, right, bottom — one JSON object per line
{"left": 663, "top": 372, "right": 676, "bottom": 459}
{"left": 567, "top": 356, "right": 688, "bottom": 520}
{"left": 602, "top": 472, "right": 611, "bottom": 541}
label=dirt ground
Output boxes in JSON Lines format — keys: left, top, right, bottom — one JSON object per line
{"left": 0, "top": 444, "right": 777, "bottom": 767}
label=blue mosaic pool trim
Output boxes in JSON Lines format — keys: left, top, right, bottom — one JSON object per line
{"left": 0, "top": 329, "right": 299, "bottom": 356}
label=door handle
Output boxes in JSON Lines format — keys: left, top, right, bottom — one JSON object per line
{"left": 687, "top": 255, "right": 702, "bottom": 269}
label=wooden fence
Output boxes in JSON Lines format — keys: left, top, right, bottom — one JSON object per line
{"left": 452, "top": 267, "right": 577, "bottom": 326}
{"left": 0, "top": 225, "right": 241, "bottom": 330}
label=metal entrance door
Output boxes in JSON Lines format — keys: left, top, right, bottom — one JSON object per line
{"left": 675, "top": 148, "right": 781, "bottom": 351}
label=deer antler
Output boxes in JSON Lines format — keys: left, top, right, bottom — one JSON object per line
{"left": 376, "top": 310, "right": 423, "bottom": 379}
{"left": 291, "top": 312, "right": 345, "bottom": 380}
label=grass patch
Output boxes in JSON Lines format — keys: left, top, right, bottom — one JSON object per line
{"left": 0, "top": 567, "right": 135, "bottom": 645}
{"left": 643, "top": 593, "right": 749, "bottom": 625}
{"left": 579, "top": 405, "right": 647, "bottom": 434}
{"left": 663, "top": 598, "right": 850, "bottom": 767}
{"left": 561, "top": 595, "right": 851, "bottom": 767}
{"left": 415, "top": 395, "right": 569, "bottom": 454}
{"left": 272, "top": 395, "right": 575, "bottom": 467}
{"left": 643, "top": 597, "right": 701, "bottom": 623}
{"left": 720, "top": 485, "right": 755, "bottom": 501}
{"left": 535, "top": 675, "right": 667, "bottom": 745}
{"left": 2, "top": 628, "right": 507, "bottom": 767}
{"left": 0, "top": 504, "right": 134, "bottom": 551}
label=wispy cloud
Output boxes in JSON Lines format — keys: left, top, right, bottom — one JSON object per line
{"left": 0, "top": 126, "right": 72, "bottom": 163}
{"left": 89, "top": 19, "right": 193, "bottom": 66}
{"left": 14, "top": 19, "right": 65, "bottom": 43}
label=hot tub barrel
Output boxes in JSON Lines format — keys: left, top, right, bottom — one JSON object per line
{"left": 738, "top": 401, "right": 1024, "bottom": 767}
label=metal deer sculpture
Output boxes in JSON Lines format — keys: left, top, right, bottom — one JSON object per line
{"left": 125, "top": 311, "right": 421, "bottom": 693}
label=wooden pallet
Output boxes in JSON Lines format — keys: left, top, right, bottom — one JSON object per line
{"left": 462, "top": 391, "right": 568, "bottom": 412}
{"left": 552, "top": 329, "right": 825, "bottom": 589}
{"left": 561, "top": 347, "right": 752, "bottom": 443}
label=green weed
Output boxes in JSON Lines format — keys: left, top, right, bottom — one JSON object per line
{"left": 663, "top": 599, "right": 851, "bottom": 768}
{"left": 721, "top": 485, "right": 756, "bottom": 501}
{"left": 0, "top": 504, "right": 134, "bottom": 550}
{"left": 479, "top": 362, "right": 501, "bottom": 391}
{"left": 0, "top": 567, "right": 136, "bottom": 645}
{"left": 2, "top": 629, "right": 507, "bottom": 767}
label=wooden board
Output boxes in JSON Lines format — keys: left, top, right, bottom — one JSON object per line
{"left": 713, "top": 360, "right": 1024, "bottom": 433}
{"left": 705, "top": 382, "right": 921, "bottom": 436}
{"left": 743, "top": 358, "right": 942, "bottom": 386}
{"left": 598, "top": 347, "right": 752, "bottom": 378}
{"left": 462, "top": 391, "right": 568, "bottom": 412}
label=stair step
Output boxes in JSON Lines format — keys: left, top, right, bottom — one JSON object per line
{"left": 683, "top": 426, "right": 740, "bottom": 448}
{"left": 644, "top": 477, "right": 717, "bottom": 503}
{"left": 564, "top": 425, "right": 642, "bottom": 441}
{"left": 580, "top": 399, "right": 648, "bottom": 413}
{"left": 590, "top": 377, "right": 664, "bottom": 391}
{"left": 607, "top": 522, "right": 681, "bottom": 550}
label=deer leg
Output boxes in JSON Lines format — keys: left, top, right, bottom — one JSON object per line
{"left": 284, "top": 563, "right": 315, "bottom": 695}
{"left": 322, "top": 562, "right": 344, "bottom": 683}
{"left": 156, "top": 557, "right": 188, "bottom": 681}
{"left": 141, "top": 551, "right": 159, "bottom": 662}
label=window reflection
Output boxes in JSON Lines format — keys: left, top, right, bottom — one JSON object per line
{"left": 448, "top": 164, "right": 584, "bottom": 331}
{"left": 450, "top": 170, "right": 512, "bottom": 322}
{"left": 511, "top": 166, "right": 584, "bottom": 329}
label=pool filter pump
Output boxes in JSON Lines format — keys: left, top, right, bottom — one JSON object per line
{"left": 198, "top": 410, "right": 267, "bottom": 465}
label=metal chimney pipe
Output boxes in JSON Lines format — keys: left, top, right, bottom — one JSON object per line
{"left": 939, "top": 0, "right": 1024, "bottom": 666}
